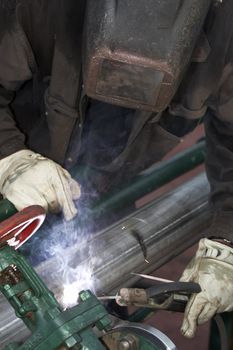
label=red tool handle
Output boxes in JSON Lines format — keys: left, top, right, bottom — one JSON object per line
{"left": 0, "top": 206, "right": 46, "bottom": 250}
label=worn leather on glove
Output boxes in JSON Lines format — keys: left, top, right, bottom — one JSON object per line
{"left": 180, "top": 238, "right": 233, "bottom": 338}
{"left": 0, "top": 150, "right": 81, "bottom": 221}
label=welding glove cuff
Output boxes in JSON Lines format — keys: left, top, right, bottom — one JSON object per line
{"left": 0, "top": 150, "right": 81, "bottom": 221}
{"left": 180, "top": 238, "right": 233, "bottom": 338}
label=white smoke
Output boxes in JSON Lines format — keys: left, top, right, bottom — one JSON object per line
{"left": 28, "top": 206, "right": 100, "bottom": 309}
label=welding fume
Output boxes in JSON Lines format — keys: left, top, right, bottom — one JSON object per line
{"left": 0, "top": 0, "right": 233, "bottom": 348}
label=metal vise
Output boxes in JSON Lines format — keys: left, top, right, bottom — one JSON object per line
{"left": 0, "top": 245, "right": 113, "bottom": 350}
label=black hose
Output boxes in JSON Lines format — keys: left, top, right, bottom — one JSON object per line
{"left": 214, "top": 315, "right": 229, "bottom": 350}
{"left": 146, "top": 282, "right": 201, "bottom": 299}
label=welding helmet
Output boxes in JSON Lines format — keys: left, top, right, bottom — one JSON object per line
{"left": 83, "top": 0, "right": 213, "bottom": 112}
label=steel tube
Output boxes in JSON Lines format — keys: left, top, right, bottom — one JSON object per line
{"left": 0, "top": 173, "right": 210, "bottom": 347}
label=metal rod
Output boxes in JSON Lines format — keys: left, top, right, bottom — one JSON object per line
{"left": 131, "top": 273, "right": 173, "bottom": 283}
{"left": 0, "top": 173, "right": 211, "bottom": 346}
{"left": 91, "top": 141, "right": 206, "bottom": 216}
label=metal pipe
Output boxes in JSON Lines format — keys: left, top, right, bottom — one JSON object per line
{"left": 0, "top": 173, "right": 210, "bottom": 347}
{"left": 91, "top": 141, "right": 206, "bottom": 216}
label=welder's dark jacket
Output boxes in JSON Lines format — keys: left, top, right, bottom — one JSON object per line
{"left": 0, "top": 0, "right": 233, "bottom": 239}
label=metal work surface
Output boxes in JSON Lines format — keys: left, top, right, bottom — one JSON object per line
{"left": 102, "top": 323, "right": 177, "bottom": 350}
{"left": 0, "top": 173, "right": 210, "bottom": 347}
{"left": 113, "top": 323, "right": 177, "bottom": 350}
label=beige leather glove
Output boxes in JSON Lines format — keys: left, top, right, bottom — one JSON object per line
{"left": 0, "top": 150, "right": 81, "bottom": 221}
{"left": 180, "top": 238, "right": 233, "bottom": 338}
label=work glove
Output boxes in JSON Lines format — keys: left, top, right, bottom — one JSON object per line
{"left": 180, "top": 238, "right": 233, "bottom": 338}
{"left": 0, "top": 150, "right": 81, "bottom": 221}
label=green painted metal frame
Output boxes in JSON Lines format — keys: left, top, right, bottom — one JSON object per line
{"left": 0, "top": 245, "right": 112, "bottom": 350}
{"left": 91, "top": 141, "right": 206, "bottom": 217}
{"left": 0, "top": 199, "right": 17, "bottom": 222}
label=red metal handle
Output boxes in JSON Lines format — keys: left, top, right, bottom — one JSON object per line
{"left": 0, "top": 206, "right": 46, "bottom": 250}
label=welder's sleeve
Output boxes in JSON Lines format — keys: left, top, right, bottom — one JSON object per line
{"left": 205, "top": 68, "right": 233, "bottom": 242}
{"left": 0, "top": 26, "right": 34, "bottom": 159}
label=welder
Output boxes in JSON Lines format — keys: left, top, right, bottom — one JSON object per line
{"left": 0, "top": 0, "right": 232, "bottom": 340}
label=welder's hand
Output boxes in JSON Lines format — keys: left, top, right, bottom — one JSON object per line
{"left": 0, "top": 150, "right": 81, "bottom": 221}
{"left": 180, "top": 238, "right": 233, "bottom": 338}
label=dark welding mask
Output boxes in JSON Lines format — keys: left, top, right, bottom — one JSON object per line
{"left": 83, "top": 0, "right": 212, "bottom": 112}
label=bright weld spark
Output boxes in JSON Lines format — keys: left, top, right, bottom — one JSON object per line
{"left": 35, "top": 208, "right": 100, "bottom": 310}
{"left": 61, "top": 265, "right": 95, "bottom": 308}
{"left": 51, "top": 218, "right": 98, "bottom": 309}
{"left": 62, "top": 282, "right": 81, "bottom": 308}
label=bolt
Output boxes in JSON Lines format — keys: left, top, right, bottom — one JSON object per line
{"left": 119, "top": 340, "right": 131, "bottom": 350}
{"left": 64, "top": 335, "right": 80, "bottom": 348}
{"left": 79, "top": 290, "right": 91, "bottom": 302}
{"left": 118, "top": 334, "right": 138, "bottom": 350}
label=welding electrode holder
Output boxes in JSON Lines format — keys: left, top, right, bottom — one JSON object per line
{"left": 116, "top": 282, "right": 201, "bottom": 312}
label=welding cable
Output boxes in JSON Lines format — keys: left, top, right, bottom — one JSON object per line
{"left": 146, "top": 282, "right": 201, "bottom": 300}
{"left": 146, "top": 284, "right": 228, "bottom": 350}
{"left": 214, "top": 315, "right": 228, "bottom": 350}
